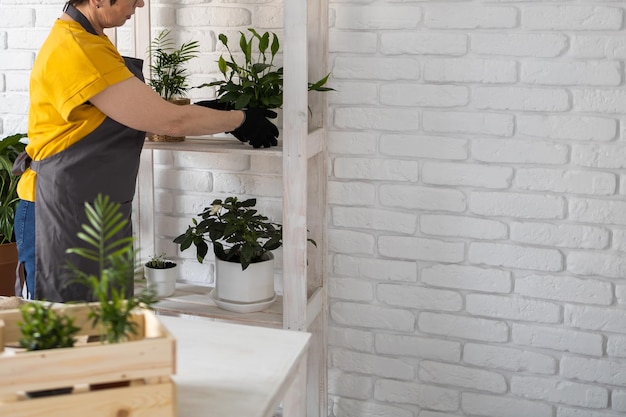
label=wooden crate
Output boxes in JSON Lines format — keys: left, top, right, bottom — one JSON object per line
{"left": 0, "top": 303, "right": 176, "bottom": 417}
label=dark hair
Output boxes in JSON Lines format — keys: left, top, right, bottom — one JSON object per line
{"left": 67, "top": 0, "right": 119, "bottom": 6}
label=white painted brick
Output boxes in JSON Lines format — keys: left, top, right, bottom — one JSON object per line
{"left": 517, "top": 114, "right": 618, "bottom": 142}
{"left": 378, "top": 284, "right": 462, "bottom": 312}
{"left": 381, "top": 32, "right": 467, "bottom": 56}
{"left": 557, "top": 406, "right": 626, "bottom": 417}
{"left": 375, "top": 333, "right": 461, "bottom": 362}
{"left": 328, "top": 181, "right": 376, "bottom": 206}
{"left": 333, "top": 254, "right": 417, "bottom": 283}
{"left": 470, "top": 192, "right": 565, "bottom": 220}
{"left": 574, "top": 89, "right": 626, "bottom": 114}
{"left": 421, "top": 215, "right": 507, "bottom": 240}
{"left": 379, "top": 235, "right": 464, "bottom": 263}
{"left": 154, "top": 166, "right": 212, "bottom": 192}
{"left": 422, "top": 162, "right": 512, "bottom": 189}
{"left": 0, "top": 52, "right": 33, "bottom": 70}
{"left": 425, "top": 5, "right": 517, "bottom": 29}
{"left": 462, "top": 392, "right": 552, "bottom": 417}
{"left": 212, "top": 172, "right": 282, "bottom": 197}
{"left": 471, "top": 33, "right": 568, "bottom": 58}
{"left": 249, "top": 155, "right": 282, "bottom": 175}
{"left": 608, "top": 335, "right": 626, "bottom": 358}
{"left": 515, "top": 168, "right": 616, "bottom": 195}
{"left": 331, "top": 398, "right": 413, "bottom": 417}
{"left": 421, "top": 264, "right": 512, "bottom": 293}
{"left": 333, "top": 56, "right": 421, "bottom": 81}
{"left": 328, "top": 369, "right": 372, "bottom": 400}
{"left": 612, "top": 390, "right": 626, "bottom": 412}
{"left": 329, "top": 31, "right": 378, "bottom": 54}
{"left": 418, "top": 312, "right": 509, "bottom": 343}
{"left": 420, "top": 412, "right": 459, "bottom": 417}
{"left": 328, "top": 229, "right": 375, "bottom": 255}
{"left": 381, "top": 84, "right": 469, "bottom": 107}
{"left": 522, "top": 61, "right": 621, "bottom": 86}
{"left": 463, "top": 343, "right": 557, "bottom": 374}
{"left": 511, "top": 375, "right": 608, "bottom": 408}
{"left": 467, "top": 294, "right": 561, "bottom": 323}
{"left": 571, "top": 35, "right": 626, "bottom": 59}
{"left": 253, "top": 6, "right": 283, "bottom": 29}
{"left": 424, "top": 58, "right": 517, "bottom": 83}
{"left": 512, "top": 322, "right": 603, "bottom": 356}
{"left": 511, "top": 222, "right": 610, "bottom": 250}
{"left": 380, "top": 134, "right": 468, "bottom": 160}
{"left": 177, "top": 7, "right": 251, "bottom": 27}
{"left": 515, "top": 274, "right": 612, "bottom": 305}
{"left": 332, "top": 348, "right": 414, "bottom": 380}
{"left": 561, "top": 356, "right": 626, "bottom": 387}
{"left": 617, "top": 284, "right": 626, "bottom": 305}
{"left": 474, "top": 86, "right": 569, "bottom": 112}
{"left": 522, "top": 6, "right": 623, "bottom": 31}
{"left": 327, "top": 81, "right": 377, "bottom": 105}
{"left": 330, "top": 301, "right": 415, "bottom": 332}
{"left": 573, "top": 144, "right": 626, "bottom": 169}
{"left": 473, "top": 138, "right": 568, "bottom": 164}
{"left": 334, "top": 107, "right": 420, "bottom": 131}
{"left": 419, "top": 361, "right": 507, "bottom": 393}
{"left": 570, "top": 197, "right": 626, "bottom": 226}
{"left": 335, "top": 6, "right": 421, "bottom": 30}
{"left": 329, "top": 277, "right": 373, "bottom": 302}
{"left": 374, "top": 379, "right": 459, "bottom": 411}
{"left": 567, "top": 251, "right": 626, "bottom": 279}
{"left": 423, "top": 111, "right": 514, "bottom": 137}
{"left": 6, "top": 28, "right": 47, "bottom": 49}
{"left": 174, "top": 151, "right": 250, "bottom": 171}
{"left": 334, "top": 157, "right": 418, "bottom": 181}
{"left": 380, "top": 185, "right": 466, "bottom": 212}
{"left": 0, "top": 8, "right": 33, "bottom": 28}
{"left": 328, "top": 326, "right": 373, "bottom": 353}
{"left": 565, "top": 305, "right": 626, "bottom": 334}
{"left": 333, "top": 206, "right": 416, "bottom": 234}
{"left": 469, "top": 242, "right": 563, "bottom": 272}
{"left": 327, "top": 131, "right": 377, "bottom": 155}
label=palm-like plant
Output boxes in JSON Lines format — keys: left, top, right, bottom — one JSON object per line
{"left": 148, "top": 29, "right": 200, "bottom": 101}
{"left": 0, "top": 133, "right": 27, "bottom": 244}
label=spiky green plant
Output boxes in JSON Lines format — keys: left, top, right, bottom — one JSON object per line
{"left": 0, "top": 133, "right": 27, "bottom": 244}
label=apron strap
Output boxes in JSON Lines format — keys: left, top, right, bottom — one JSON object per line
{"left": 63, "top": 2, "right": 98, "bottom": 35}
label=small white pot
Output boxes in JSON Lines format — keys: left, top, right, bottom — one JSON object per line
{"left": 215, "top": 253, "right": 275, "bottom": 304}
{"left": 144, "top": 263, "right": 178, "bottom": 298}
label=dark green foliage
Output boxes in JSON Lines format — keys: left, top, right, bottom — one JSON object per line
{"left": 0, "top": 133, "right": 27, "bottom": 244}
{"left": 197, "top": 28, "right": 332, "bottom": 110}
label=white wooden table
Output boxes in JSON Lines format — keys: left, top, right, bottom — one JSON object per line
{"left": 158, "top": 315, "right": 311, "bottom": 417}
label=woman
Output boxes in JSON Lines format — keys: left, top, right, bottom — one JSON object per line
{"left": 15, "top": 0, "right": 278, "bottom": 302}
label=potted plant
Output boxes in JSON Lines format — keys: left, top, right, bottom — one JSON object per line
{"left": 174, "top": 196, "right": 286, "bottom": 312}
{"left": 0, "top": 133, "right": 26, "bottom": 296}
{"left": 144, "top": 252, "right": 178, "bottom": 298}
{"left": 147, "top": 29, "right": 200, "bottom": 142}
{"left": 197, "top": 28, "right": 332, "bottom": 111}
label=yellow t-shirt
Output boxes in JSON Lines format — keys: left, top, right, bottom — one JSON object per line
{"left": 18, "top": 19, "right": 135, "bottom": 202}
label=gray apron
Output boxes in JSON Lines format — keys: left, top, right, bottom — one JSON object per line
{"left": 31, "top": 36, "right": 146, "bottom": 300}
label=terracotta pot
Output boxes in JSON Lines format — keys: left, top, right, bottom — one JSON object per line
{"left": 0, "top": 242, "right": 19, "bottom": 296}
{"left": 147, "top": 97, "right": 190, "bottom": 142}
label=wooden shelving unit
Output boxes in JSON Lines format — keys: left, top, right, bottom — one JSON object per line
{"left": 131, "top": 1, "right": 329, "bottom": 416}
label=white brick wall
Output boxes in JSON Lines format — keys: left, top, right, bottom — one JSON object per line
{"left": 3, "top": 1, "right": 626, "bottom": 416}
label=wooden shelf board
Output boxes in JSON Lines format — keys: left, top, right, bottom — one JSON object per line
{"left": 143, "top": 137, "right": 283, "bottom": 156}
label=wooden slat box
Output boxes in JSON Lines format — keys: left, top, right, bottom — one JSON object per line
{"left": 0, "top": 303, "right": 176, "bottom": 417}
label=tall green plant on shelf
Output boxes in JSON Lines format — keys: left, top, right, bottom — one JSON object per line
{"left": 148, "top": 29, "right": 200, "bottom": 101}
{"left": 0, "top": 133, "right": 27, "bottom": 244}
{"left": 197, "top": 28, "right": 333, "bottom": 110}
{"left": 66, "top": 194, "right": 156, "bottom": 344}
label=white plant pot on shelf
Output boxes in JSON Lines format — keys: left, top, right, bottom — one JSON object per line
{"left": 211, "top": 252, "right": 276, "bottom": 313}
{"left": 144, "top": 263, "right": 178, "bottom": 298}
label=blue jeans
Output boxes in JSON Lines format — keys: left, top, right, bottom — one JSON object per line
{"left": 14, "top": 199, "right": 35, "bottom": 298}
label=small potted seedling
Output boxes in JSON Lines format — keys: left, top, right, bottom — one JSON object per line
{"left": 144, "top": 253, "right": 178, "bottom": 298}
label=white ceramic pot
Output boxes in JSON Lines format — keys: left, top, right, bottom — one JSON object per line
{"left": 144, "top": 263, "right": 178, "bottom": 298}
{"left": 215, "top": 252, "right": 275, "bottom": 305}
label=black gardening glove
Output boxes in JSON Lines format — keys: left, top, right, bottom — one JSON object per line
{"left": 231, "top": 108, "right": 279, "bottom": 148}
{"left": 194, "top": 99, "right": 233, "bottom": 111}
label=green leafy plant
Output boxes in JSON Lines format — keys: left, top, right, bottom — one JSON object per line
{"left": 18, "top": 302, "right": 80, "bottom": 351}
{"left": 66, "top": 194, "right": 156, "bottom": 344}
{"left": 197, "top": 28, "right": 333, "bottom": 110}
{"left": 148, "top": 29, "right": 200, "bottom": 101}
{"left": 145, "top": 252, "right": 176, "bottom": 269}
{"left": 174, "top": 196, "right": 283, "bottom": 271}
{"left": 0, "top": 133, "right": 27, "bottom": 244}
